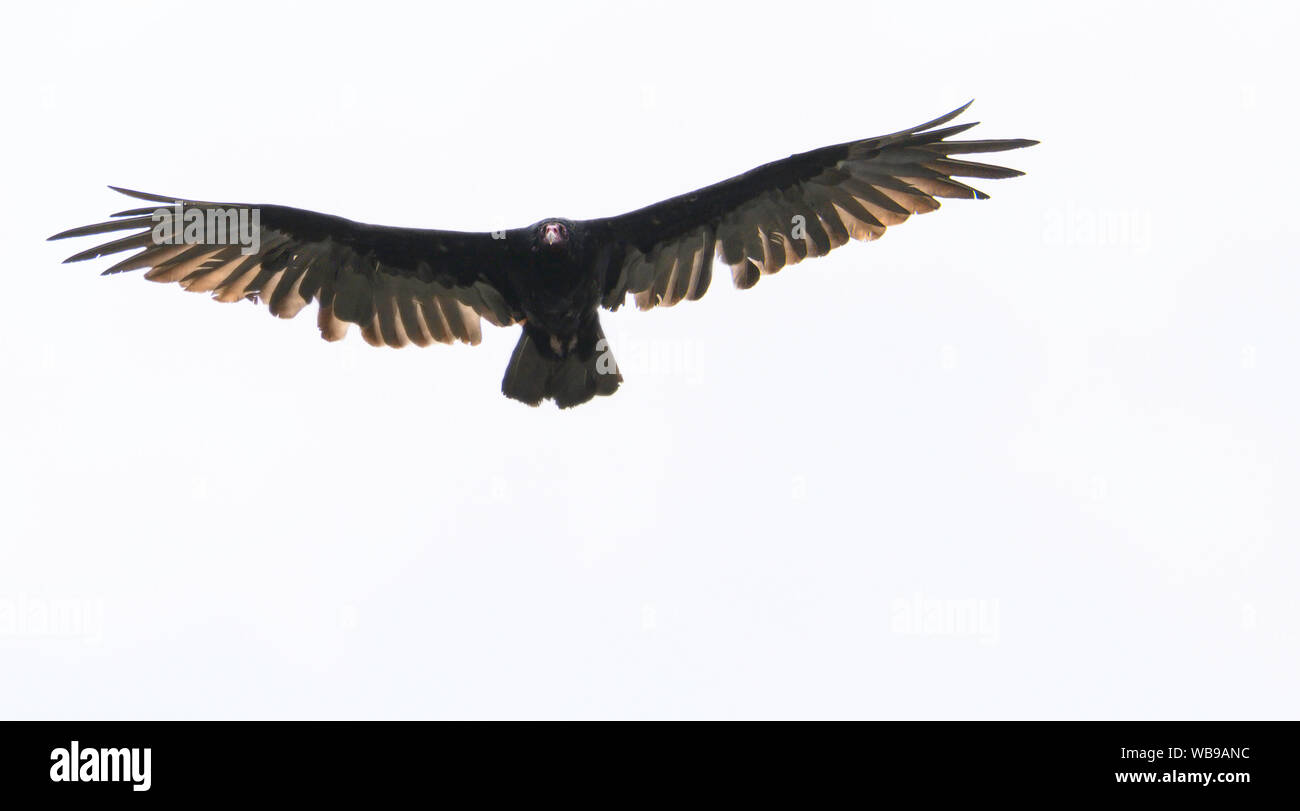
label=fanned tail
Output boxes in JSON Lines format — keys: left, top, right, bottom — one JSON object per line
{"left": 501, "top": 318, "right": 621, "bottom": 408}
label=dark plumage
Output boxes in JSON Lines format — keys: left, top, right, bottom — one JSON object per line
{"left": 49, "top": 102, "right": 1036, "bottom": 408}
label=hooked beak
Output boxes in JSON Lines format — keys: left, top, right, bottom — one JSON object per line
{"left": 542, "top": 223, "right": 565, "bottom": 246}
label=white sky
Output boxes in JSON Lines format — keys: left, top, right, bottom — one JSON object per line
{"left": 1, "top": 0, "right": 1296, "bottom": 719}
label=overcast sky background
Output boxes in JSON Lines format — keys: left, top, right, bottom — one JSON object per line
{"left": 2, "top": 1, "right": 1296, "bottom": 719}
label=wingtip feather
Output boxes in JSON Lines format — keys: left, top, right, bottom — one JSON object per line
{"left": 915, "top": 100, "right": 975, "bottom": 133}
{"left": 108, "top": 186, "right": 179, "bottom": 204}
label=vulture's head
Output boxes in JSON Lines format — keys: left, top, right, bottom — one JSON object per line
{"left": 534, "top": 219, "right": 572, "bottom": 252}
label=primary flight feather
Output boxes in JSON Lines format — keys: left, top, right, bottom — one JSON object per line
{"left": 50, "top": 101, "right": 1036, "bottom": 408}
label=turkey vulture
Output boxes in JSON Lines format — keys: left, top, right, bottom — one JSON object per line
{"left": 50, "top": 102, "right": 1035, "bottom": 408}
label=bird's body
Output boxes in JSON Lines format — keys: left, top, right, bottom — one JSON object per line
{"left": 50, "top": 102, "right": 1036, "bottom": 408}
{"left": 509, "top": 218, "right": 593, "bottom": 337}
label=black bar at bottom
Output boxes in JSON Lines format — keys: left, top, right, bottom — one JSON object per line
{"left": 0, "top": 721, "right": 1288, "bottom": 800}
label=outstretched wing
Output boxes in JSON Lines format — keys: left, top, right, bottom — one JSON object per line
{"left": 49, "top": 188, "right": 522, "bottom": 347}
{"left": 593, "top": 102, "right": 1037, "bottom": 311}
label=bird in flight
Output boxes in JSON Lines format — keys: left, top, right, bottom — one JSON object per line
{"left": 50, "top": 102, "right": 1035, "bottom": 409}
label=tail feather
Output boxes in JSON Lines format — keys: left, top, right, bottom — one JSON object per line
{"left": 501, "top": 320, "right": 621, "bottom": 409}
